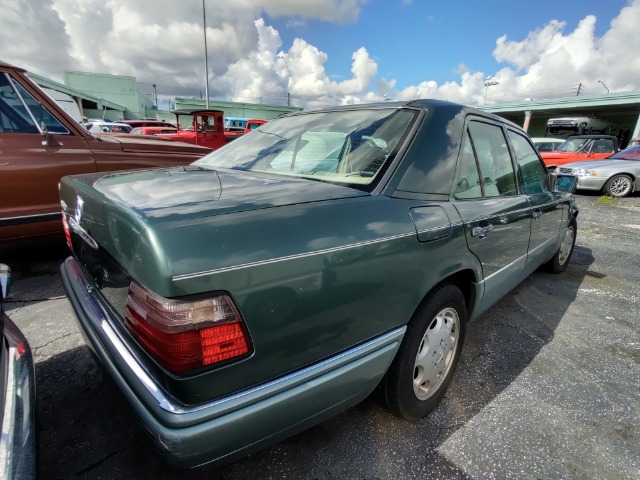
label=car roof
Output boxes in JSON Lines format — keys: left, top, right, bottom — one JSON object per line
{"left": 278, "top": 99, "right": 524, "bottom": 131}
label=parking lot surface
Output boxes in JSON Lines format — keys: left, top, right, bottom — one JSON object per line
{"left": 3, "top": 193, "right": 640, "bottom": 480}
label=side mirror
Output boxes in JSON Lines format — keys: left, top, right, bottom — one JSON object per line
{"left": 41, "top": 121, "right": 63, "bottom": 147}
{"left": 549, "top": 173, "right": 577, "bottom": 193}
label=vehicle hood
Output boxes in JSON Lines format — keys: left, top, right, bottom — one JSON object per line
{"left": 540, "top": 151, "right": 582, "bottom": 160}
{"left": 59, "top": 167, "right": 372, "bottom": 294}
{"left": 560, "top": 159, "right": 626, "bottom": 169}
{"left": 94, "top": 133, "right": 211, "bottom": 155}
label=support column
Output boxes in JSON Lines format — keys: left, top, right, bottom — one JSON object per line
{"left": 522, "top": 110, "right": 532, "bottom": 132}
{"left": 631, "top": 112, "right": 640, "bottom": 140}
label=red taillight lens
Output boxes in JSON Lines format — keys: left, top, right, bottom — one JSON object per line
{"left": 124, "top": 282, "right": 250, "bottom": 373}
{"left": 61, "top": 213, "right": 73, "bottom": 250}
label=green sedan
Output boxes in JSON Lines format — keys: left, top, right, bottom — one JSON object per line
{"left": 59, "top": 100, "right": 578, "bottom": 468}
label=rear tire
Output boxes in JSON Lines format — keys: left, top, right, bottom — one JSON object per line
{"left": 383, "top": 284, "right": 466, "bottom": 420}
{"left": 543, "top": 218, "right": 577, "bottom": 273}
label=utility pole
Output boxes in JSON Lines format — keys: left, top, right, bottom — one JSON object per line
{"left": 152, "top": 84, "right": 157, "bottom": 108}
{"left": 576, "top": 83, "right": 583, "bottom": 96}
{"left": 202, "top": 0, "right": 210, "bottom": 109}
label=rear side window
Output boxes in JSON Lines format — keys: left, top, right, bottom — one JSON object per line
{"left": 454, "top": 131, "right": 482, "bottom": 199}
{"left": 468, "top": 121, "right": 517, "bottom": 197}
{"left": 592, "top": 139, "right": 614, "bottom": 153}
{"left": 508, "top": 131, "right": 549, "bottom": 194}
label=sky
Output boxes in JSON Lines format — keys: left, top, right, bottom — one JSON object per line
{"left": 1, "top": 0, "right": 639, "bottom": 110}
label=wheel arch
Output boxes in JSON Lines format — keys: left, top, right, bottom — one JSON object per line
{"left": 603, "top": 172, "right": 636, "bottom": 195}
{"left": 409, "top": 269, "right": 479, "bottom": 327}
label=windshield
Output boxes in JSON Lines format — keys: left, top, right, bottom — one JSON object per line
{"left": 194, "top": 108, "right": 417, "bottom": 189}
{"left": 556, "top": 138, "right": 590, "bottom": 153}
{"left": 610, "top": 145, "right": 640, "bottom": 160}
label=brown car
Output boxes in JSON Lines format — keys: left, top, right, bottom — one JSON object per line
{"left": 0, "top": 60, "right": 212, "bottom": 243}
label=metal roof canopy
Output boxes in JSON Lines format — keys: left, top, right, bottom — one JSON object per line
{"left": 480, "top": 91, "right": 640, "bottom": 120}
{"left": 27, "top": 72, "right": 126, "bottom": 111}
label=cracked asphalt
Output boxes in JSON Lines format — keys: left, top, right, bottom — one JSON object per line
{"left": 2, "top": 193, "right": 639, "bottom": 480}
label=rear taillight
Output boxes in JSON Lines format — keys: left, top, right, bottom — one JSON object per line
{"left": 124, "top": 282, "right": 251, "bottom": 373}
{"left": 61, "top": 213, "right": 73, "bottom": 250}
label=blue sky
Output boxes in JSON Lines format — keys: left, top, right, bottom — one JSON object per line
{"left": 1, "top": 0, "right": 638, "bottom": 108}
{"left": 269, "top": 0, "right": 628, "bottom": 88}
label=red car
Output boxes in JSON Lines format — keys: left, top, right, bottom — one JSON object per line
{"left": 224, "top": 118, "right": 268, "bottom": 141}
{"left": 130, "top": 126, "right": 178, "bottom": 135}
{"left": 540, "top": 135, "right": 619, "bottom": 171}
{"left": 121, "top": 119, "right": 176, "bottom": 129}
{"left": 157, "top": 110, "right": 228, "bottom": 150}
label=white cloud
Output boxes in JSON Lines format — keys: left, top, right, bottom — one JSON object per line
{"left": 1, "top": 0, "right": 640, "bottom": 109}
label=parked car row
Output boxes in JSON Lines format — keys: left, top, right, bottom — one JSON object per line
{"left": 557, "top": 145, "right": 640, "bottom": 197}
{"left": 82, "top": 119, "right": 178, "bottom": 134}
{"left": 84, "top": 120, "right": 132, "bottom": 134}
{"left": 537, "top": 134, "right": 639, "bottom": 197}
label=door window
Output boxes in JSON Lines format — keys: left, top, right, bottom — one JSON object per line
{"left": 468, "top": 121, "right": 517, "bottom": 197}
{"left": 0, "top": 73, "right": 68, "bottom": 134}
{"left": 454, "top": 131, "right": 482, "bottom": 199}
{"left": 508, "top": 131, "right": 550, "bottom": 194}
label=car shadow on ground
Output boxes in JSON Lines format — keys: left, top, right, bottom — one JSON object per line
{"left": 30, "top": 245, "right": 595, "bottom": 479}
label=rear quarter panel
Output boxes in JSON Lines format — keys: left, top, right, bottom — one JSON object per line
{"left": 123, "top": 196, "right": 479, "bottom": 403}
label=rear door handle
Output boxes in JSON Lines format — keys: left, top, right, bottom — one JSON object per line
{"left": 532, "top": 210, "right": 541, "bottom": 221}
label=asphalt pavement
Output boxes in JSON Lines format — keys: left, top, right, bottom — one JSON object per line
{"left": 3, "top": 193, "right": 639, "bottom": 480}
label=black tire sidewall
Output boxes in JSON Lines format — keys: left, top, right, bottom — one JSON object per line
{"left": 384, "top": 284, "right": 467, "bottom": 420}
{"left": 547, "top": 218, "right": 577, "bottom": 273}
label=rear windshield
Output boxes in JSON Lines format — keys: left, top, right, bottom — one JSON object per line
{"left": 194, "top": 108, "right": 417, "bottom": 190}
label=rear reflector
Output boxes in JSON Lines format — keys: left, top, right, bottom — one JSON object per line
{"left": 124, "top": 282, "right": 250, "bottom": 373}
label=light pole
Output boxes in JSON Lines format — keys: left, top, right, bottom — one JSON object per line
{"left": 202, "top": 0, "right": 210, "bottom": 108}
{"left": 483, "top": 77, "right": 499, "bottom": 103}
{"left": 598, "top": 80, "right": 610, "bottom": 93}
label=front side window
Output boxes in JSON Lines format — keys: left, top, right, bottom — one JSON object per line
{"left": 0, "top": 73, "right": 69, "bottom": 134}
{"left": 195, "top": 108, "right": 418, "bottom": 190}
{"left": 591, "top": 139, "right": 614, "bottom": 153}
{"left": 508, "top": 131, "right": 549, "bottom": 194}
{"left": 468, "top": 121, "right": 517, "bottom": 197}
{"left": 556, "top": 138, "right": 589, "bottom": 153}
{"left": 0, "top": 73, "right": 39, "bottom": 133}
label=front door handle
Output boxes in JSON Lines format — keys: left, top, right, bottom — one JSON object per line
{"left": 472, "top": 223, "right": 494, "bottom": 239}
{"left": 532, "top": 209, "right": 541, "bottom": 221}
